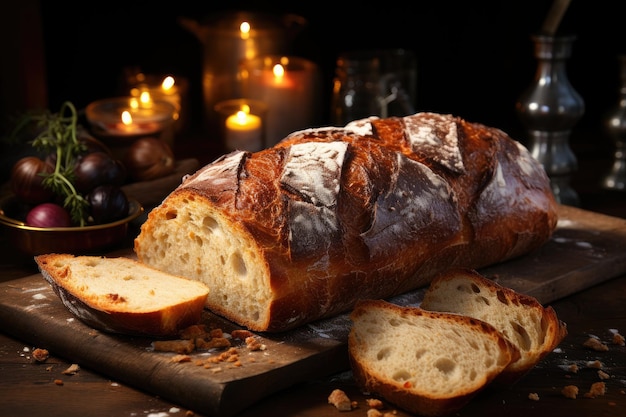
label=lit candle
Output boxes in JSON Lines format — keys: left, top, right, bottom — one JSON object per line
{"left": 244, "top": 56, "right": 321, "bottom": 146}
{"left": 85, "top": 97, "right": 176, "bottom": 138}
{"left": 225, "top": 105, "right": 263, "bottom": 151}
{"left": 240, "top": 21, "right": 250, "bottom": 40}
{"left": 130, "top": 74, "right": 188, "bottom": 131}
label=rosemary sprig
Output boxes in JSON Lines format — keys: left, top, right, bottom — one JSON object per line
{"left": 24, "top": 102, "right": 90, "bottom": 226}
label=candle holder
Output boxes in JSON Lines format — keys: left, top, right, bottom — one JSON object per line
{"left": 85, "top": 97, "right": 176, "bottom": 160}
{"left": 240, "top": 55, "right": 322, "bottom": 146}
{"left": 214, "top": 99, "right": 268, "bottom": 152}
{"left": 515, "top": 34, "right": 585, "bottom": 206}
{"left": 602, "top": 55, "right": 626, "bottom": 191}
{"left": 125, "top": 71, "right": 190, "bottom": 135}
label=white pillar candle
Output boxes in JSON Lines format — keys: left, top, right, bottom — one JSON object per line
{"left": 243, "top": 56, "right": 321, "bottom": 146}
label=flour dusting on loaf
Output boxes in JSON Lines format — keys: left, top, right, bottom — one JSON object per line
{"left": 404, "top": 112, "right": 464, "bottom": 173}
{"left": 134, "top": 112, "right": 559, "bottom": 332}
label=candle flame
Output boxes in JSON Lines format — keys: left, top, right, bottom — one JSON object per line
{"left": 273, "top": 64, "right": 285, "bottom": 80}
{"left": 161, "top": 76, "right": 175, "bottom": 91}
{"left": 129, "top": 97, "right": 139, "bottom": 109}
{"left": 235, "top": 110, "right": 248, "bottom": 124}
{"left": 232, "top": 104, "right": 253, "bottom": 126}
{"left": 240, "top": 21, "right": 250, "bottom": 39}
{"left": 139, "top": 91, "right": 152, "bottom": 107}
{"left": 121, "top": 111, "right": 133, "bottom": 125}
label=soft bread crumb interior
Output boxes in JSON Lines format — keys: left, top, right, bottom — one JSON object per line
{"left": 352, "top": 308, "right": 511, "bottom": 396}
{"left": 50, "top": 257, "right": 208, "bottom": 312}
{"left": 136, "top": 196, "right": 271, "bottom": 327}
{"left": 426, "top": 277, "right": 548, "bottom": 364}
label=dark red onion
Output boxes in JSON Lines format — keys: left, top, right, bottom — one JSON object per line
{"left": 25, "top": 203, "right": 72, "bottom": 228}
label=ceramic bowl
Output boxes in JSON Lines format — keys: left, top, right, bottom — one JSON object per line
{"left": 0, "top": 195, "right": 143, "bottom": 256}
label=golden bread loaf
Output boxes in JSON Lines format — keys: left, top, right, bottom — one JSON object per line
{"left": 134, "top": 112, "right": 558, "bottom": 332}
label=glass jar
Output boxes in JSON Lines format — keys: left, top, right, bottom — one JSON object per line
{"left": 331, "top": 52, "right": 384, "bottom": 126}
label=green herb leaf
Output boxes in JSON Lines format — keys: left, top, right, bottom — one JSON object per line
{"left": 15, "top": 102, "right": 90, "bottom": 226}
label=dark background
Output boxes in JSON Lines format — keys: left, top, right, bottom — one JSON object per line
{"left": 6, "top": 1, "right": 626, "bottom": 146}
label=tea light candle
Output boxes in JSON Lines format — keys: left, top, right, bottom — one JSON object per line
{"left": 225, "top": 105, "right": 263, "bottom": 151}
{"left": 214, "top": 99, "right": 267, "bottom": 152}
{"left": 129, "top": 74, "right": 189, "bottom": 132}
{"left": 85, "top": 97, "right": 176, "bottom": 138}
{"left": 109, "top": 110, "right": 159, "bottom": 136}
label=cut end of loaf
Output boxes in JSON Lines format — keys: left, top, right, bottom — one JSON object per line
{"left": 134, "top": 191, "right": 273, "bottom": 331}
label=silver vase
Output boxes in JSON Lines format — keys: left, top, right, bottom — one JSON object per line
{"left": 516, "top": 34, "right": 585, "bottom": 206}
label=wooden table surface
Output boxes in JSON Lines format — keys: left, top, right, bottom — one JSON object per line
{"left": 1, "top": 260, "right": 625, "bottom": 417}
{"left": 1, "top": 133, "right": 626, "bottom": 417}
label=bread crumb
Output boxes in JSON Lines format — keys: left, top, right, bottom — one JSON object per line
{"left": 170, "top": 354, "right": 192, "bottom": 363}
{"left": 231, "top": 329, "right": 255, "bottom": 340}
{"left": 245, "top": 336, "right": 266, "bottom": 351}
{"left": 209, "top": 328, "right": 223, "bottom": 338}
{"left": 598, "top": 370, "right": 611, "bottom": 380}
{"left": 54, "top": 379, "right": 64, "bottom": 386}
{"left": 528, "top": 392, "right": 540, "bottom": 401}
{"left": 32, "top": 348, "right": 49, "bottom": 363}
{"left": 568, "top": 363, "right": 579, "bottom": 373}
{"left": 587, "top": 360, "right": 604, "bottom": 369}
{"left": 612, "top": 332, "right": 625, "bottom": 346}
{"left": 178, "top": 324, "right": 208, "bottom": 339}
{"left": 366, "top": 411, "right": 398, "bottom": 417}
{"left": 328, "top": 388, "right": 352, "bottom": 411}
{"left": 583, "top": 337, "right": 609, "bottom": 351}
{"left": 562, "top": 385, "right": 579, "bottom": 399}
{"left": 153, "top": 339, "right": 195, "bottom": 354}
{"left": 195, "top": 337, "right": 231, "bottom": 350}
{"left": 366, "top": 398, "right": 384, "bottom": 409}
{"left": 62, "top": 364, "right": 80, "bottom": 375}
{"left": 584, "top": 382, "right": 606, "bottom": 398}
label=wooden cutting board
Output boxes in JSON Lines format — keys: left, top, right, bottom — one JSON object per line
{"left": 1, "top": 205, "right": 625, "bottom": 417}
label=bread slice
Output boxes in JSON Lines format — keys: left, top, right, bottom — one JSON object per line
{"left": 35, "top": 254, "right": 210, "bottom": 337}
{"left": 348, "top": 299, "right": 521, "bottom": 417}
{"left": 420, "top": 268, "right": 567, "bottom": 382}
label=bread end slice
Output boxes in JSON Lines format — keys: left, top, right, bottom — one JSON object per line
{"left": 420, "top": 268, "right": 567, "bottom": 383}
{"left": 348, "top": 299, "right": 520, "bottom": 417}
{"left": 35, "top": 253, "right": 210, "bottom": 337}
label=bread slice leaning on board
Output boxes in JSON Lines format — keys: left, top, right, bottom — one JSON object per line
{"left": 34, "top": 254, "right": 210, "bottom": 337}
{"left": 420, "top": 268, "right": 568, "bottom": 383}
{"left": 348, "top": 299, "right": 522, "bottom": 417}
{"left": 134, "top": 111, "right": 559, "bottom": 332}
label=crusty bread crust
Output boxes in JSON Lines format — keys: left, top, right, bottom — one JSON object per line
{"left": 421, "top": 268, "right": 568, "bottom": 383}
{"left": 35, "top": 254, "right": 209, "bottom": 337}
{"left": 348, "top": 299, "right": 520, "bottom": 417}
{"left": 134, "top": 112, "right": 558, "bottom": 332}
